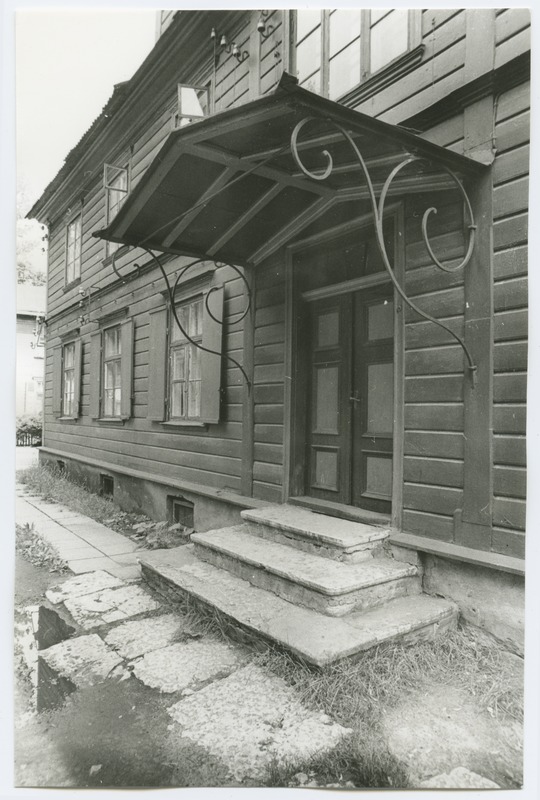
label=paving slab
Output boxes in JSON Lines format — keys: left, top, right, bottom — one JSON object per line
{"left": 39, "top": 634, "right": 126, "bottom": 688}
{"left": 104, "top": 613, "right": 189, "bottom": 659}
{"left": 64, "top": 584, "right": 160, "bottom": 629}
{"left": 133, "top": 639, "right": 246, "bottom": 693}
{"left": 168, "top": 663, "right": 351, "bottom": 781}
{"left": 68, "top": 557, "right": 129, "bottom": 575}
{"left": 46, "top": 570, "right": 125, "bottom": 604}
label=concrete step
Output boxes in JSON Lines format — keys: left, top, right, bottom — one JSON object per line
{"left": 192, "top": 526, "right": 420, "bottom": 617}
{"left": 241, "top": 505, "right": 390, "bottom": 562}
{"left": 139, "top": 545, "right": 458, "bottom": 667}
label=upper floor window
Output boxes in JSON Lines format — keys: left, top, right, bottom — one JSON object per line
{"left": 104, "top": 163, "right": 129, "bottom": 257}
{"left": 293, "top": 9, "right": 413, "bottom": 100}
{"left": 65, "top": 214, "right": 82, "bottom": 284}
{"left": 172, "top": 83, "right": 210, "bottom": 128}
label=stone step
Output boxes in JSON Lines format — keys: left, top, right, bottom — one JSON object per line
{"left": 139, "top": 545, "right": 458, "bottom": 667}
{"left": 241, "top": 505, "right": 390, "bottom": 562}
{"left": 192, "top": 526, "right": 420, "bottom": 617}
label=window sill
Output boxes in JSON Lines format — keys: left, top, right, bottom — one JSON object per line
{"left": 63, "top": 277, "right": 81, "bottom": 294}
{"left": 160, "top": 420, "right": 207, "bottom": 429}
{"left": 96, "top": 417, "right": 126, "bottom": 425}
{"left": 57, "top": 416, "right": 78, "bottom": 422}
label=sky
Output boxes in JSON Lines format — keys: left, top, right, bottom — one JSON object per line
{"left": 16, "top": 8, "right": 157, "bottom": 209}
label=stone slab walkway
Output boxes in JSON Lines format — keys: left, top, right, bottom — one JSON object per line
{"left": 15, "top": 486, "right": 141, "bottom": 580}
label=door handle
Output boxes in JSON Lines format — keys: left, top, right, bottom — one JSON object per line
{"left": 349, "top": 391, "right": 360, "bottom": 406}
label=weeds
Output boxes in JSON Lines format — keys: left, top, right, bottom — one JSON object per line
{"left": 18, "top": 465, "right": 190, "bottom": 549}
{"left": 15, "top": 523, "right": 68, "bottom": 574}
{"left": 256, "top": 625, "right": 523, "bottom": 725}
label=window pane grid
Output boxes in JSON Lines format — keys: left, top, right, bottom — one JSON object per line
{"left": 102, "top": 326, "right": 122, "bottom": 417}
{"left": 169, "top": 300, "right": 203, "bottom": 420}
{"left": 66, "top": 216, "right": 81, "bottom": 283}
{"left": 62, "top": 343, "right": 76, "bottom": 416}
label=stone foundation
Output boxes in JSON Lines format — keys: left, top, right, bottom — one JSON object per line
{"left": 422, "top": 554, "right": 524, "bottom": 655}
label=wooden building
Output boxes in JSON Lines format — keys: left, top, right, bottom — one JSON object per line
{"left": 28, "top": 9, "right": 529, "bottom": 656}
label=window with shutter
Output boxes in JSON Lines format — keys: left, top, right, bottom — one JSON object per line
{"left": 147, "top": 286, "right": 223, "bottom": 426}
{"left": 58, "top": 339, "right": 82, "bottom": 419}
{"left": 89, "top": 318, "right": 134, "bottom": 420}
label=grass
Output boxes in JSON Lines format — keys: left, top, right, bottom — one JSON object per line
{"left": 18, "top": 464, "right": 123, "bottom": 527}
{"left": 15, "top": 522, "right": 68, "bottom": 574}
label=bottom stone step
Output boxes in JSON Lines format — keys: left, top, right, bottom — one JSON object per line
{"left": 139, "top": 545, "right": 458, "bottom": 667}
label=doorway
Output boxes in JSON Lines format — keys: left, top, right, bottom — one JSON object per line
{"left": 304, "top": 283, "right": 394, "bottom": 514}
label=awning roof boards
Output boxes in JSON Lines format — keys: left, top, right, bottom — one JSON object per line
{"left": 93, "top": 74, "right": 486, "bottom": 268}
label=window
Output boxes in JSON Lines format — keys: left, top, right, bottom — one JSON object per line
{"left": 169, "top": 298, "right": 203, "bottom": 420}
{"left": 89, "top": 318, "right": 134, "bottom": 421}
{"left": 62, "top": 342, "right": 76, "bottom": 416}
{"left": 65, "top": 214, "right": 82, "bottom": 284}
{"left": 102, "top": 325, "right": 122, "bottom": 417}
{"left": 293, "top": 9, "right": 415, "bottom": 100}
{"left": 104, "top": 163, "right": 129, "bottom": 256}
{"left": 172, "top": 83, "right": 210, "bottom": 128}
{"left": 52, "top": 339, "right": 82, "bottom": 419}
{"left": 147, "top": 284, "right": 224, "bottom": 425}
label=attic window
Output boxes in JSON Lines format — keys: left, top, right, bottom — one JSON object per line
{"left": 172, "top": 84, "right": 210, "bottom": 128}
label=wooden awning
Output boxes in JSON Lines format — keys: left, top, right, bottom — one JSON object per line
{"left": 93, "top": 73, "right": 486, "bottom": 267}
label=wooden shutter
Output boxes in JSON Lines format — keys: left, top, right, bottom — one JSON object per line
{"left": 120, "top": 319, "right": 134, "bottom": 420}
{"left": 200, "top": 286, "right": 224, "bottom": 424}
{"left": 88, "top": 332, "right": 102, "bottom": 419}
{"left": 72, "top": 339, "right": 82, "bottom": 418}
{"left": 147, "top": 308, "right": 168, "bottom": 421}
{"left": 52, "top": 346, "right": 62, "bottom": 416}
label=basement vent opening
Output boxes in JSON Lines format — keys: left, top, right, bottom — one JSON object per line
{"left": 100, "top": 474, "right": 114, "bottom": 498}
{"left": 168, "top": 496, "right": 194, "bottom": 529}
{"left": 56, "top": 460, "right": 66, "bottom": 473}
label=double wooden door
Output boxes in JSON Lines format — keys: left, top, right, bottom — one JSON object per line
{"left": 305, "top": 284, "right": 394, "bottom": 514}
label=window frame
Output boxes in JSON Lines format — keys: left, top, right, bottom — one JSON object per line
{"left": 104, "top": 162, "right": 130, "bottom": 258}
{"left": 65, "top": 213, "right": 82, "bottom": 286}
{"left": 61, "top": 340, "right": 77, "bottom": 418}
{"left": 101, "top": 323, "right": 123, "bottom": 418}
{"left": 172, "top": 82, "right": 212, "bottom": 129}
{"left": 290, "top": 9, "right": 421, "bottom": 101}
{"left": 167, "top": 296, "right": 204, "bottom": 422}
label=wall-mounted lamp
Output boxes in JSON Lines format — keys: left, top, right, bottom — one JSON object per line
{"left": 257, "top": 11, "right": 275, "bottom": 41}
{"left": 211, "top": 27, "right": 248, "bottom": 64}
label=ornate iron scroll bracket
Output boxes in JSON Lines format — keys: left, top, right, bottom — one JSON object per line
{"left": 290, "top": 117, "right": 478, "bottom": 386}
{"left": 139, "top": 247, "right": 252, "bottom": 391}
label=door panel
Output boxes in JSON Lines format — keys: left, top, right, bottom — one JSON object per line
{"left": 305, "top": 285, "right": 394, "bottom": 512}
{"left": 352, "top": 289, "right": 394, "bottom": 512}
{"left": 306, "top": 297, "right": 351, "bottom": 503}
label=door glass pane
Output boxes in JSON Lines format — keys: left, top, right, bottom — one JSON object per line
{"left": 313, "top": 449, "right": 338, "bottom": 490}
{"left": 314, "top": 365, "right": 339, "bottom": 433}
{"left": 370, "top": 9, "right": 408, "bottom": 73}
{"left": 368, "top": 300, "right": 393, "bottom": 340}
{"left": 317, "top": 310, "right": 339, "bottom": 348}
{"left": 329, "top": 42, "right": 361, "bottom": 99}
{"left": 329, "top": 9, "right": 361, "bottom": 56}
{"left": 367, "top": 362, "right": 394, "bottom": 433}
{"left": 365, "top": 455, "right": 393, "bottom": 498}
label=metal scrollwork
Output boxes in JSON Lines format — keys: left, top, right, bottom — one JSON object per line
{"left": 140, "top": 247, "right": 252, "bottom": 389}
{"left": 291, "top": 116, "right": 478, "bottom": 385}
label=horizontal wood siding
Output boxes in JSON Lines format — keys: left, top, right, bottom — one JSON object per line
{"left": 490, "top": 80, "right": 529, "bottom": 553}
{"left": 402, "top": 192, "right": 465, "bottom": 541}
{"left": 252, "top": 262, "right": 286, "bottom": 502}
{"left": 43, "top": 262, "right": 246, "bottom": 495}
